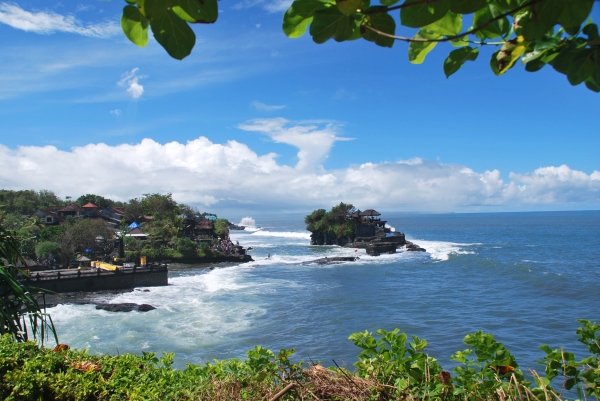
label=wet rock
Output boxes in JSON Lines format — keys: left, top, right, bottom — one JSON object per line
{"left": 95, "top": 303, "right": 156, "bottom": 312}
{"left": 307, "top": 256, "right": 360, "bottom": 265}
{"left": 406, "top": 242, "right": 426, "bottom": 252}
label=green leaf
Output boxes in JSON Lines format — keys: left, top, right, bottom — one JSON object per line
{"left": 443, "top": 46, "right": 478, "bottom": 77}
{"left": 142, "top": 0, "right": 172, "bottom": 19}
{"left": 283, "top": 0, "right": 329, "bottom": 38}
{"left": 473, "top": 4, "right": 509, "bottom": 39}
{"left": 310, "top": 6, "right": 355, "bottom": 43}
{"left": 408, "top": 29, "right": 442, "bottom": 64}
{"left": 566, "top": 48, "right": 594, "bottom": 85}
{"left": 400, "top": 0, "right": 450, "bottom": 28}
{"left": 121, "top": 5, "right": 150, "bottom": 47}
{"left": 518, "top": 0, "right": 563, "bottom": 41}
{"left": 583, "top": 23, "right": 598, "bottom": 40}
{"left": 584, "top": 76, "right": 599, "bottom": 92}
{"left": 525, "top": 58, "right": 546, "bottom": 72}
{"left": 448, "top": 0, "right": 486, "bottom": 14}
{"left": 424, "top": 11, "right": 461, "bottom": 36}
{"left": 449, "top": 35, "right": 468, "bottom": 47}
{"left": 363, "top": 12, "right": 396, "bottom": 48}
{"left": 380, "top": 0, "right": 400, "bottom": 5}
{"left": 496, "top": 35, "right": 527, "bottom": 74}
{"left": 557, "top": 0, "right": 594, "bottom": 29}
{"left": 336, "top": 0, "right": 361, "bottom": 15}
{"left": 151, "top": 9, "right": 196, "bottom": 59}
{"left": 172, "top": 0, "right": 218, "bottom": 23}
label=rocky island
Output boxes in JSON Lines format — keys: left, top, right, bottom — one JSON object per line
{"left": 305, "top": 203, "right": 425, "bottom": 256}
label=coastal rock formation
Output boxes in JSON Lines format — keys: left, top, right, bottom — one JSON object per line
{"left": 406, "top": 242, "right": 426, "bottom": 252}
{"left": 366, "top": 242, "right": 397, "bottom": 256}
{"left": 306, "top": 256, "right": 360, "bottom": 265}
{"left": 95, "top": 303, "right": 156, "bottom": 312}
{"left": 306, "top": 204, "right": 408, "bottom": 256}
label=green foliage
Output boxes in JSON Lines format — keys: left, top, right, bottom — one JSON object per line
{"left": 34, "top": 241, "right": 61, "bottom": 260}
{"left": 118, "top": 0, "right": 599, "bottom": 91}
{"left": 213, "top": 218, "right": 230, "bottom": 238}
{"left": 280, "top": 0, "right": 600, "bottom": 91}
{"left": 75, "top": 194, "right": 114, "bottom": 210}
{"left": 140, "top": 193, "right": 178, "bottom": 216}
{"left": 120, "top": 0, "right": 218, "bottom": 60}
{"left": 58, "top": 219, "right": 115, "bottom": 261}
{"left": 0, "top": 190, "right": 62, "bottom": 216}
{"left": 0, "top": 227, "right": 57, "bottom": 345}
{"left": 305, "top": 203, "right": 356, "bottom": 238}
{"left": 4, "top": 321, "right": 600, "bottom": 400}
{"left": 39, "top": 226, "right": 63, "bottom": 242}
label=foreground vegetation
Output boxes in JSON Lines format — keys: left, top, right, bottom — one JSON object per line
{"left": 1, "top": 320, "right": 600, "bottom": 400}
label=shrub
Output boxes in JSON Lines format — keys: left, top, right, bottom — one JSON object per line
{"left": 34, "top": 241, "right": 61, "bottom": 260}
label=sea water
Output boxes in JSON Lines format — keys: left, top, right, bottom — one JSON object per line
{"left": 48, "top": 211, "right": 600, "bottom": 373}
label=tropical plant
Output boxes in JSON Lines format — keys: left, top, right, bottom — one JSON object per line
{"left": 120, "top": 0, "right": 599, "bottom": 92}
{"left": 2, "top": 320, "right": 600, "bottom": 400}
{"left": 0, "top": 227, "right": 57, "bottom": 344}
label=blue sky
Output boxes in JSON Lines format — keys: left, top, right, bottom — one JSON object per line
{"left": 0, "top": 0, "right": 599, "bottom": 215}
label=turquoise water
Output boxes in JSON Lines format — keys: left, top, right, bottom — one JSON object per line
{"left": 50, "top": 211, "right": 600, "bottom": 373}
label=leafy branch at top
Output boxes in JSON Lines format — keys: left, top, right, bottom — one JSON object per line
{"left": 120, "top": 0, "right": 600, "bottom": 91}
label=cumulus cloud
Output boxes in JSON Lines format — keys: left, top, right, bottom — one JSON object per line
{"left": 118, "top": 68, "right": 145, "bottom": 99}
{"left": 0, "top": 2, "right": 119, "bottom": 37}
{"left": 251, "top": 101, "right": 286, "bottom": 111}
{"left": 0, "top": 130, "right": 598, "bottom": 213}
{"left": 238, "top": 118, "right": 351, "bottom": 170}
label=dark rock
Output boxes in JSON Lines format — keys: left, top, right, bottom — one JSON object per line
{"left": 95, "top": 303, "right": 156, "bottom": 312}
{"left": 406, "top": 242, "right": 426, "bottom": 252}
{"left": 306, "top": 256, "right": 360, "bottom": 265}
{"left": 366, "top": 242, "right": 397, "bottom": 256}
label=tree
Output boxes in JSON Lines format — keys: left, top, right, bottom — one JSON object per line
{"left": 140, "top": 193, "right": 178, "bottom": 216}
{"left": 35, "top": 241, "right": 62, "bottom": 260}
{"left": 124, "top": 198, "right": 144, "bottom": 224}
{"left": 120, "top": 0, "right": 600, "bottom": 92}
{"left": 0, "top": 189, "right": 63, "bottom": 216}
{"left": 58, "top": 219, "right": 115, "bottom": 261}
{"left": 76, "top": 194, "right": 114, "bottom": 210}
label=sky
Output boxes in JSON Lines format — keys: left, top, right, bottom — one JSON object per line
{"left": 0, "top": 0, "right": 598, "bottom": 216}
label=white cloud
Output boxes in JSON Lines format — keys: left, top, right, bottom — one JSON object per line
{"left": 110, "top": 109, "right": 121, "bottom": 116}
{"left": 232, "top": 0, "right": 292, "bottom": 12}
{"left": 118, "top": 68, "right": 145, "bottom": 99}
{"left": 0, "top": 3, "right": 119, "bottom": 37}
{"left": 0, "top": 126, "right": 598, "bottom": 213}
{"left": 238, "top": 118, "right": 351, "bottom": 171}
{"left": 250, "top": 100, "right": 286, "bottom": 111}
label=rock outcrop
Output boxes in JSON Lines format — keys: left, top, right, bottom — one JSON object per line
{"left": 406, "top": 241, "right": 426, "bottom": 252}
{"left": 95, "top": 303, "right": 156, "bottom": 312}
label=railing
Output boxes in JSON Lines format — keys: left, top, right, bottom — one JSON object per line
{"left": 25, "top": 263, "right": 168, "bottom": 282}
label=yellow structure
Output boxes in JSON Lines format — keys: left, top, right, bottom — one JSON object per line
{"left": 96, "top": 262, "right": 119, "bottom": 271}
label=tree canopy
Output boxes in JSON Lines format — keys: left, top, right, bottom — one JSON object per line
{"left": 121, "top": 0, "right": 599, "bottom": 92}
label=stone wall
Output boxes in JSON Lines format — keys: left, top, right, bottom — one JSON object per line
{"left": 25, "top": 267, "right": 168, "bottom": 293}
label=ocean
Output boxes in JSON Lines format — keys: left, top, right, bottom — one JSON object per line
{"left": 48, "top": 211, "right": 600, "bottom": 374}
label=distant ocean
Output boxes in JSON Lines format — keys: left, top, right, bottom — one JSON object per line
{"left": 49, "top": 211, "right": 600, "bottom": 373}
